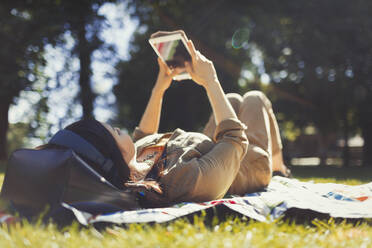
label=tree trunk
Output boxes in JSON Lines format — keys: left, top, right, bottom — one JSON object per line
{"left": 77, "top": 16, "right": 94, "bottom": 120}
{"left": 0, "top": 101, "right": 11, "bottom": 161}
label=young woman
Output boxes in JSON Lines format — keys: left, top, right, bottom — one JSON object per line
{"left": 99, "top": 31, "right": 290, "bottom": 207}
{"left": 51, "top": 31, "right": 289, "bottom": 208}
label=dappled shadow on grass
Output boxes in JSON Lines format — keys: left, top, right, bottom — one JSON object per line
{"left": 291, "top": 166, "right": 372, "bottom": 183}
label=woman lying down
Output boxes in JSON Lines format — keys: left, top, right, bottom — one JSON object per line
{"left": 45, "top": 31, "right": 291, "bottom": 208}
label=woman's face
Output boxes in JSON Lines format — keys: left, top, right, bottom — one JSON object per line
{"left": 101, "top": 123, "right": 135, "bottom": 165}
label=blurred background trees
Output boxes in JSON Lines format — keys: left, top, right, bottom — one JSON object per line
{"left": 1, "top": 0, "right": 371, "bottom": 169}
{"left": 0, "top": 0, "right": 116, "bottom": 160}
{"left": 0, "top": 1, "right": 62, "bottom": 160}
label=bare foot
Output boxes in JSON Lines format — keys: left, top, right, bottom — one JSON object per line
{"left": 272, "top": 165, "right": 292, "bottom": 178}
{"left": 272, "top": 152, "right": 292, "bottom": 177}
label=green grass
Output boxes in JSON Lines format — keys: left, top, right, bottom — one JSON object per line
{"left": 0, "top": 164, "right": 371, "bottom": 247}
{"left": 0, "top": 216, "right": 371, "bottom": 248}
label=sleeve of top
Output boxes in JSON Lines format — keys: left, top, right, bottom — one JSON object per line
{"left": 132, "top": 127, "right": 152, "bottom": 143}
{"left": 162, "top": 118, "right": 249, "bottom": 203}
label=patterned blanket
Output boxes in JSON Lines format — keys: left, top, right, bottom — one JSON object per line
{"left": 62, "top": 176, "right": 372, "bottom": 226}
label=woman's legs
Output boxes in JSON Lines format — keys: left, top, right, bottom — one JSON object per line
{"left": 248, "top": 91, "right": 287, "bottom": 173}
{"left": 203, "top": 91, "right": 288, "bottom": 195}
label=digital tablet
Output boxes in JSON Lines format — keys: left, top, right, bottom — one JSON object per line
{"left": 149, "top": 33, "right": 192, "bottom": 81}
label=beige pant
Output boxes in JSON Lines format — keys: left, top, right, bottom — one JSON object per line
{"left": 203, "top": 91, "right": 283, "bottom": 194}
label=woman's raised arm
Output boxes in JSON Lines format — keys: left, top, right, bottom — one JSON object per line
{"left": 185, "top": 40, "right": 238, "bottom": 126}
{"left": 137, "top": 58, "right": 181, "bottom": 135}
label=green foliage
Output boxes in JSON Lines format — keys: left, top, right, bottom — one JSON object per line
{"left": 43, "top": 0, "right": 117, "bottom": 120}
{"left": 117, "top": 0, "right": 372, "bottom": 166}
{"left": 281, "top": 120, "right": 301, "bottom": 142}
{"left": 0, "top": 0, "right": 71, "bottom": 101}
{"left": 247, "top": 0, "right": 372, "bottom": 164}
{"left": 0, "top": 1, "right": 65, "bottom": 159}
{"left": 6, "top": 123, "right": 30, "bottom": 154}
{"left": 0, "top": 0, "right": 117, "bottom": 159}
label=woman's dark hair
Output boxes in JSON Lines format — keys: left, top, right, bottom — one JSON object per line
{"left": 42, "top": 119, "right": 130, "bottom": 189}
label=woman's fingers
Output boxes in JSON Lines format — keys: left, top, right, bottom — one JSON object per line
{"left": 170, "top": 67, "right": 184, "bottom": 78}
{"left": 159, "top": 57, "right": 184, "bottom": 79}
{"left": 157, "top": 57, "right": 164, "bottom": 68}
{"left": 157, "top": 57, "right": 172, "bottom": 75}
{"left": 184, "top": 61, "right": 193, "bottom": 74}
{"left": 187, "top": 40, "right": 211, "bottom": 65}
{"left": 185, "top": 61, "right": 197, "bottom": 81}
{"left": 196, "top": 51, "right": 210, "bottom": 63}
{"left": 150, "top": 31, "right": 163, "bottom": 38}
{"left": 196, "top": 51, "right": 205, "bottom": 62}
{"left": 187, "top": 40, "right": 198, "bottom": 60}
{"left": 157, "top": 57, "right": 166, "bottom": 69}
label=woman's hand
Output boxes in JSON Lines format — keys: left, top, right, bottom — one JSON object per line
{"left": 185, "top": 40, "right": 219, "bottom": 88}
{"left": 151, "top": 30, "right": 188, "bottom": 93}
{"left": 154, "top": 57, "right": 183, "bottom": 94}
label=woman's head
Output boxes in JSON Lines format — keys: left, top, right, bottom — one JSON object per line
{"left": 100, "top": 123, "right": 136, "bottom": 165}
{"left": 64, "top": 119, "right": 132, "bottom": 187}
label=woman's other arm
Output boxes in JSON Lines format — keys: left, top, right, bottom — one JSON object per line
{"left": 185, "top": 40, "right": 237, "bottom": 126}
{"left": 137, "top": 58, "right": 181, "bottom": 135}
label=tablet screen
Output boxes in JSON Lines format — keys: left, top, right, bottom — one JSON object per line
{"left": 153, "top": 39, "right": 191, "bottom": 69}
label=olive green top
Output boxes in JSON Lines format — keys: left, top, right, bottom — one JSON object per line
{"left": 133, "top": 118, "right": 248, "bottom": 204}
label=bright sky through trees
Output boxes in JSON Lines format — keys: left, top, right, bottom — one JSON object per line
{"left": 8, "top": 2, "right": 137, "bottom": 141}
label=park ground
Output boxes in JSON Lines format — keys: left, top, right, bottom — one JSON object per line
{"left": 0, "top": 163, "right": 371, "bottom": 248}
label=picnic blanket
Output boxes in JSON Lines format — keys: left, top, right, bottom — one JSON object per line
{"left": 62, "top": 176, "right": 372, "bottom": 226}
